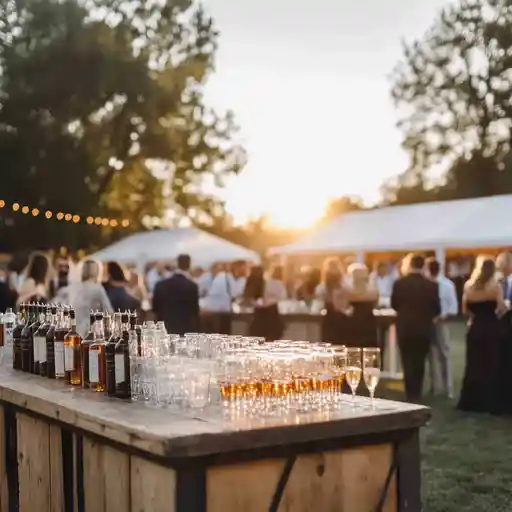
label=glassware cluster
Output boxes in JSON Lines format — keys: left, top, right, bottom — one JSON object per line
{"left": 1, "top": 304, "right": 382, "bottom": 414}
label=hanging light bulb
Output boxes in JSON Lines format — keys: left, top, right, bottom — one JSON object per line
{"left": 12, "top": 203, "right": 20, "bottom": 212}
{"left": 86, "top": 216, "right": 94, "bottom": 224}
{"left": 72, "top": 215, "right": 80, "bottom": 223}
{"left": 121, "top": 219, "right": 130, "bottom": 227}
{"left": 45, "top": 211, "right": 53, "bottom": 219}
{"left": 94, "top": 217, "right": 102, "bottom": 225}
{"left": 109, "top": 219, "right": 118, "bottom": 227}
{"left": 21, "top": 206, "right": 29, "bottom": 214}
{"left": 64, "top": 213, "right": 72, "bottom": 221}
{"left": 32, "top": 208, "right": 39, "bottom": 216}
{"left": 101, "top": 218, "right": 109, "bottom": 227}
{"left": 0, "top": 200, "right": 5, "bottom": 208}
{"left": 56, "top": 212, "right": 64, "bottom": 220}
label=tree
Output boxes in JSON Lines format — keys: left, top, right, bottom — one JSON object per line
{"left": 320, "top": 195, "right": 364, "bottom": 223}
{"left": 387, "top": 0, "right": 512, "bottom": 205}
{"left": 0, "top": 0, "right": 245, "bottom": 251}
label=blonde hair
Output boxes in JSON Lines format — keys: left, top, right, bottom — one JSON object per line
{"left": 466, "top": 255, "right": 496, "bottom": 290}
{"left": 348, "top": 263, "right": 369, "bottom": 289}
{"left": 81, "top": 259, "right": 102, "bottom": 283}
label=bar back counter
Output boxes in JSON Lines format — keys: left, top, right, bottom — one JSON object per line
{"left": 0, "top": 370, "right": 429, "bottom": 512}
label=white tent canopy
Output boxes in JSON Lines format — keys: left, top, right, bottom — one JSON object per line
{"left": 90, "top": 227, "right": 260, "bottom": 267}
{"left": 271, "top": 194, "right": 512, "bottom": 255}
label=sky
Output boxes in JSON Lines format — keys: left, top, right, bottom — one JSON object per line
{"left": 202, "top": 0, "right": 450, "bottom": 228}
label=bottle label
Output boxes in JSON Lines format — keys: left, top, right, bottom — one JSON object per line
{"left": 64, "top": 345, "right": 74, "bottom": 371}
{"left": 54, "top": 342, "right": 65, "bottom": 376}
{"left": 4, "top": 327, "right": 13, "bottom": 348}
{"left": 114, "top": 354, "right": 125, "bottom": 384}
{"left": 89, "top": 351, "right": 99, "bottom": 383}
{"left": 34, "top": 336, "right": 45, "bottom": 363}
{"left": 39, "top": 336, "right": 47, "bottom": 363}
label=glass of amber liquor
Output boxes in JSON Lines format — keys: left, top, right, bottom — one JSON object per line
{"left": 64, "top": 310, "right": 82, "bottom": 386}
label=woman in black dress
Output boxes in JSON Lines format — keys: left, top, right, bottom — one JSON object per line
{"left": 315, "top": 258, "right": 348, "bottom": 345}
{"left": 244, "top": 266, "right": 286, "bottom": 341}
{"left": 345, "top": 263, "right": 379, "bottom": 348}
{"left": 458, "top": 257, "right": 506, "bottom": 414}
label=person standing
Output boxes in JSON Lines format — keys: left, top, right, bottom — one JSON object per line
{"left": 391, "top": 254, "right": 441, "bottom": 403}
{"left": 426, "top": 258, "right": 458, "bottom": 398}
{"left": 152, "top": 254, "right": 199, "bottom": 335}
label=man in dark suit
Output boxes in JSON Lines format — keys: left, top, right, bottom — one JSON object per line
{"left": 152, "top": 254, "right": 199, "bottom": 335}
{"left": 391, "top": 254, "right": 441, "bottom": 403}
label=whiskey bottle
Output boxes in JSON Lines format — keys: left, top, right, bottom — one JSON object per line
{"left": 33, "top": 305, "right": 51, "bottom": 376}
{"left": 114, "top": 313, "right": 131, "bottom": 399}
{"left": 12, "top": 305, "right": 26, "bottom": 370}
{"left": 81, "top": 312, "right": 95, "bottom": 389}
{"left": 64, "top": 309, "right": 82, "bottom": 386}
{"left": 105, "top": 312, "right": 121, "bottom": 397}
{"left": 46, "top": 306, "right": 59, "bottom": 379}
{"left": 89, "top": 312, "right": 106, "bottom": 392}
{"left": 2, "top": 308, "right": 16, "bottom": 368}
{"left": 54, "top": 307, "right": 70, "bottom": 379}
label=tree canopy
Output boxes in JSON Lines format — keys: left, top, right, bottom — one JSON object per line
{"left": 384, "top": 0, "right": 512, "bottom": 205}
{"left": 0, "top": 0, "right": 245, "bottom": 251}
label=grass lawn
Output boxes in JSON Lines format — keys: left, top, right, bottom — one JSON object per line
{"left": 390, "top": 321, "right": 512, "bottom": 511}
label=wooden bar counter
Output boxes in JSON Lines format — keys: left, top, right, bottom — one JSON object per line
{"left": 0, "top": 370, "right": 429, "bottom": 512}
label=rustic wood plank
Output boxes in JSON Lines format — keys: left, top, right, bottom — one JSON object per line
{"left": 17, "top": 413, "right": 50, "bottom": 512}
{"left": 0, "top": 369, "right": 429, "bottom": 459}
{"left": 0, "top": 404, "right": 7, "bottom": 512}
{"left": 83, "top": 438, "right": 105, "bottom": 512}
{"left": 48, "top": 425, "right": 64, "bottom": 512}
{"left": 103, "top": 445, "right": 130, "bottom": 512}
{"left": 207, "top": 444, "right": 396, "bottom": 512}
{"left": 131, "top": 456, "right": 175, "bottom": 512}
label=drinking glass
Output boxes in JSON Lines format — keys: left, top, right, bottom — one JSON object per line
{"left": 345, "top": 348, "right": 362, "bottom": 403}
{"left": 362, "top": 347, "right": 381, "bottom": 405}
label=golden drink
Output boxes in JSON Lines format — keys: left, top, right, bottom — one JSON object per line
{"left": 345, "top": 366, "right": 362, "bottom": 389}
{"left": 363, "top": 368, "right": 380, "bottom": 393}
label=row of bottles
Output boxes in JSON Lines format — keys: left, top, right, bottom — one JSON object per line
{"left": 10, "top": 303, "right": 138, "bottom": 400}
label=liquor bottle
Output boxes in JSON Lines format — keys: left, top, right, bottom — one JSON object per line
{"left": 81, "top": 312, "right": 96, "bottom": 389}
{"left": 105, "top": 313, "right": 121, "bottom": 397}
{"left": 32, "top": 304, "right": 45, "bottom": 374}
{"left": 33, "top": 306, "right": 51, "bottom": 375}
{"left": 21, "top": 303, "right": 36, "bottom": 372}
{"left": 114, "top": 313, "right": 131, "bottom": 399}
{"left": 64, "top": 310, "right": 82, "bottom": 386}
{"left": 45, "top": 306, "right": 59, "bottom": 379}
{"left": 0, "top": 312, "right": 4, "bottom": 348}
{"left": 104, "top": 312, "right": 113, "bottom": 341}
{"left": 2, "top": 308, "right": 16, "bottom": 367}
{"left": 54, "top": 307, "right": 70, "bottom": 379}
{"left": 89, "top": 312, "right": 106, "bottom": 392}
{"left": 13, "top": 305, "right": 26, "bottom": 370}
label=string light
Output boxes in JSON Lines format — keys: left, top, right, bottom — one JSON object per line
{"left": 0, "top": 199, "right": 131, "bottom": 229}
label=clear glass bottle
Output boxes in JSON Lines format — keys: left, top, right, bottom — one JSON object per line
{"left": 46, "top": 306, "right": 59, "bottom": 379}
{"left": 2, "top": 308, "right": 17, "bottom": 367}
{"left": 32, "top": 304, "right": 46, "bottom": 374}
{"left": 89, "top": 312, "right": 106, "bottom": 392}
{"left": 33, "top": 305, "right": 51, "bottom": 376}
{"left": 54, "top": 307, "right": 70, "bottom": 379}
{"left": 64, "top": 309, "right": 82, "bottom": 386}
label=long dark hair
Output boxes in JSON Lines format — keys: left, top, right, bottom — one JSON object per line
{"left": 243, "top": 265, "right": 265, "bottom": 300}
{"left": 468, "top": 257, "right": 496, "bottom": 290}
{"left": 25, "top": 252, "right": 50, "bottom": 285}
{"left": 322, "top": 258, "right": 342, "bottom": 297}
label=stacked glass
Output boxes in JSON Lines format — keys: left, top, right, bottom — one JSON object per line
{"left": 129, "top": 323, "right": 382, "bottom": 414}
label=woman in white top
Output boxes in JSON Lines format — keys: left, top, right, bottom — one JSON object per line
{"left": 17, "top": 252, "right": 52, "bottom": 305}
{"left": 244, "top": 265, "right": 286, "bottom": 341}
{"left": 55, "top": 259, "right": 113, "bottom": 337}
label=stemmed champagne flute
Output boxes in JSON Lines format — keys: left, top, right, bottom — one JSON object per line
{"left": 363, "top": 347, "right": 381, "bottom": 406}
{"left": 345, "top": 348, "right": 362, "bottom": 403}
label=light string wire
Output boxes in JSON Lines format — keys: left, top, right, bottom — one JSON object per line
{"left": 0, "top": 199, "right": 130, "bottom": 228}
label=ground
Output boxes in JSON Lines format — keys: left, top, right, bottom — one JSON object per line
{"left": 387, "top": 322, "right": 512, "bottom": 512}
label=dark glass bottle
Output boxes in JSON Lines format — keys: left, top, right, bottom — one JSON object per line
{"left": 114, "top": 313, "right": 131, "bottom": 399}
{"left": 45, "top": 306, "right": 59, "bottom": 379}
{"left": 33, "top": 306, "right": 51, "bottom": 376}
{"left": 32, "top": 304, "right": 45, "bottom": 374}
{"left": 54, "top": 308, "right": 70, "bottom": 379}
{"left": 81, "top": 312, "right": 96, "bottom": 389}
{"left": 105, "top": 312, "right": 121, "bottom": 397}
{"left": 13, "top": 305, "right": 26, "bottom": 370}
{"left": 21, "top": 303, "right": 36, "bottom": 372}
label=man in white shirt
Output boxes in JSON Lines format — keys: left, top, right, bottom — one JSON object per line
{"left": 426, "top": 258, "right": 458, "bottom": 398}
{"left": 200, "top": 260, "right": 248, "bottom": 334}
{"left": 371, "top": 262, "right": 396, "bottom": 302}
